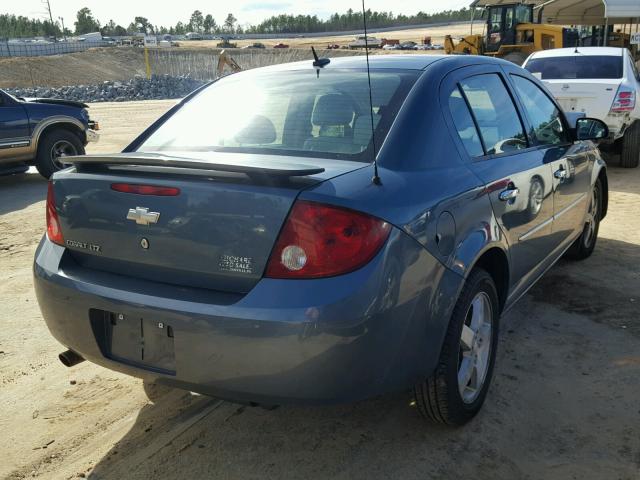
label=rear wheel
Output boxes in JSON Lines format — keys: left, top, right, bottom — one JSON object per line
{"left": 35, "top": 128, "right": 84, "bottom": 179}
{"left": 620, "top": 120, "right": 640, "bottom": 168}
{"left": 413, "top": 268, "right": 499, "bottom": 426}
{"left": 566, "top": 178, "right": 602, "bottom": 260}
{"left": 502, "top": 52, "right": 528, "bottom": 65}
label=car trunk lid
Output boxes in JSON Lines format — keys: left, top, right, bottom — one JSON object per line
{"left": 541, "top": 79, "right": 619, "bottom": 119}
{"left": 54, "top": 152, "right": 366, "bottom": 293}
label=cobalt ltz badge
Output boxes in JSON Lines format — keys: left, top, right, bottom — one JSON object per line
{"left": 65, "top": 239, "right": 101, "bottom": 252}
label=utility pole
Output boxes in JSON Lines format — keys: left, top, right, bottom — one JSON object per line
{"left": 43, "top": 0, "right": 56, "bottom": 41}
{"left": 59, "top": 17, "right": 66, "bottom": 41}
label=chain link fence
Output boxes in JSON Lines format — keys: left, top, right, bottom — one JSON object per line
{"left": 0, "top": 39, "right": 115, "bottom": 57}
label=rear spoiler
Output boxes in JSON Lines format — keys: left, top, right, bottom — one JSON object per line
{"left": 64, "top": 153, "right": 325, "bottom": 177}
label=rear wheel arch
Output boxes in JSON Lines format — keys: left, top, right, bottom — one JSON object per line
{"left": 597, "top": 168, "right": 608, "bottom": 220}
{"left": 470, "top": 247, "right": 509, "bottom": 314}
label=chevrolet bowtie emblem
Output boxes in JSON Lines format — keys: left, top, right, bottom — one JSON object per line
{"left": 127, "top": 207, "right": 160, "bottom": 226}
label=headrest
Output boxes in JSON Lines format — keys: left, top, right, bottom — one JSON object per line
{"left": 312, "top": 94, "right": 354, "bottom": 126}
{"left": 234, "top": 115, "right": 276, "bottom": 145}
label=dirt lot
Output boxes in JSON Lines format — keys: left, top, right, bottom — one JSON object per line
{"left": 187, "top": 22, "right": 478, "bottom": 49}
{"left": 1, "top": 100, "right": 639, "bottom": 480}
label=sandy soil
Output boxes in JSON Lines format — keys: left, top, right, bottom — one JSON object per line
{"left": 186, "top": 22, "right": 479, "bottom": 49}
{"left": 1, "top": 100, "right": 639, "bottom": 479}
{"left": 0, "top": 48, "right": 151, "bottom": 89}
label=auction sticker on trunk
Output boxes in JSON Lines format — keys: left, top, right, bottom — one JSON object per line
{"left": 219, "top": 254, "right": 254, "bottom": 274}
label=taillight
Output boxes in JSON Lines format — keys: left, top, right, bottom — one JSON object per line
{"left": 111, "top": 183, "right": 180, "bottom": 196}
{"left": 610, "top": 86, "right": 636, "bottom": 112}
{"left": 46, "top": 182, "right": 64, "bottom": 246}
{"left": 265, "top": 201, "right": 391, "bottom": 279}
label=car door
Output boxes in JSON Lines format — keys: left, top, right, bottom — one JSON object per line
{"left": 0, "top": 91, "right": 31, "bottom": 163}
{"left": 444, "top": 66, "right": 555, "bottom": 291}
{"left": 507, "top": 71, "right": 591, "bottom": 248}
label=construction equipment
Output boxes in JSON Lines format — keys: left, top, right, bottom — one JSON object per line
{"left": 580, "top": 25, "right": 634, "bottom": 49}
{"left": 381, "top": 38, "right": 400, "bottom": 47}
{"left": 216, "top": 50, "right": 242, "bottom": 79}
{"left": 444, "top": 3, "right": 578, "bottom": 64}
{"left": 216, "top": 38, "right": 237, "bottom": 49}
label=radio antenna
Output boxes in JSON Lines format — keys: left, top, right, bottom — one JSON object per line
{"left": 361, "top": 0, "right": 381, "bottom": 185}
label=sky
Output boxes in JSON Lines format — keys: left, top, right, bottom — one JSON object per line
{"left": 6, "top": 0, "right": 471, "bottom": 29}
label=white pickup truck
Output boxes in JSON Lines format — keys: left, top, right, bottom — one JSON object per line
{"left": 523, "top": 47, "right": 640, "bottom": 168}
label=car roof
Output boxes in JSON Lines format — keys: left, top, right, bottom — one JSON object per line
{"left": 528, "top": 47, "right": 625, "bottom": 59}
{"left": 252, "top": 54, "right": 512, "bottom": 73}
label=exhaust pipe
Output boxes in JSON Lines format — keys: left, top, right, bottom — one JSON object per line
{"left": 58, "top": 349, "right": 85, "bottom": 367}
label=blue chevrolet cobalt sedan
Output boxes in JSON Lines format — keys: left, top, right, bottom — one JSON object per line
{"left": 35, "top": 55, "right": 609, "bottom": 425}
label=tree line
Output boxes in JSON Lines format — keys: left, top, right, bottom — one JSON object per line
{"left": 247, "top": 9, "right": 474, "bottom": 34}
{"left": 0, "top": 7, "right": 473, "bottom": 39}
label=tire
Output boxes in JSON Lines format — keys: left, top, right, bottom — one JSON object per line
{"left": 35, "top": 128, "right": 84, "bottom": 179}
{"left": 502, "top": 52, "right": 528, "bottom": 66}
{"left": 620, "top": 120, "right": 640, "bottom": 168}
{"left": 414, "top": 268, "right": 500, "bottom": 426}
{"left": 566, "top": 178, "right": 602, "bottom": 260}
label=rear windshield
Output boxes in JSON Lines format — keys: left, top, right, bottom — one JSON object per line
{"left": 524, "top": 55, "right": 623, "bottom": 80}
{"left": 137, "top": 68, "right": 418, "bottom": 162}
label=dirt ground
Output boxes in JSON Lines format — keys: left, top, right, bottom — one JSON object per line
{"left": 1, "top": 100, "right": 639, "bottom": 480}
{"left": 187, "top": 22, "right": 479, "bottom": 49}
{"left": 0, "top": 48, "right": 151, "bottom": 89}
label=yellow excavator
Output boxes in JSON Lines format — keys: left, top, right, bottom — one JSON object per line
{"left": 445, "top": 3, "right": 579, "bottom": 64}
{"left": 216, "top": 50, "right": 242, "bottom": 79}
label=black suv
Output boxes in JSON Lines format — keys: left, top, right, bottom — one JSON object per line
{"left": 0, "top": 89, "right": 99, "bottom": 178}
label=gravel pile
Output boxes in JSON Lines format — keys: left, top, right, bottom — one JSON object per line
{"left": 6, "top": 75, "right": 207, "bottom": 103}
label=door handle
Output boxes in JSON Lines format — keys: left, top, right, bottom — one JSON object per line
{"left": 499, "top": 187, "right": 519, "bottom": 201}
{"left": 554, "top": 167, "right": 568, "bottom": 180}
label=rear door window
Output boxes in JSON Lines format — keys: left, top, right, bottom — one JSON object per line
{"left": 448, "top": 88, "right": 484, "bottom": 157}
{"left": 511, "top": 75, "right": 570, "bottom": 146}
{"left": 459, "top": 74, "right": 528, "bottom": 155}
{"left": 524, "top": 55, "right": 623, "bottom": 79}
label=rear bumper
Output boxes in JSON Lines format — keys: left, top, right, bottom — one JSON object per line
{"left": 603, "top": 114, "right": 634, "bottom": 141}
{"left": 85, "top": 128, "right": 99, "bottom": 143}
{"left": 33, "top": 229, "right": 461, "bottom": 405}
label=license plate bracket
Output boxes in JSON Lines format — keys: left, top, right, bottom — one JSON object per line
{"left": 95, "top": 310, "right": 176, "bottom": 374}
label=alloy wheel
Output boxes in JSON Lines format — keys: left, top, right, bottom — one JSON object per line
{"left": 458, "top": 291, "right": 493, "bottom": 404}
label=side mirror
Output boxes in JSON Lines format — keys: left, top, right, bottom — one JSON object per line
{"left": 575, "top": 117, "right": 609, "bottom": 141}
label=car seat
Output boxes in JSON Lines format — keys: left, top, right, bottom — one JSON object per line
{"left": 304, "top": 93, "right": 356, "bottom": 153}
